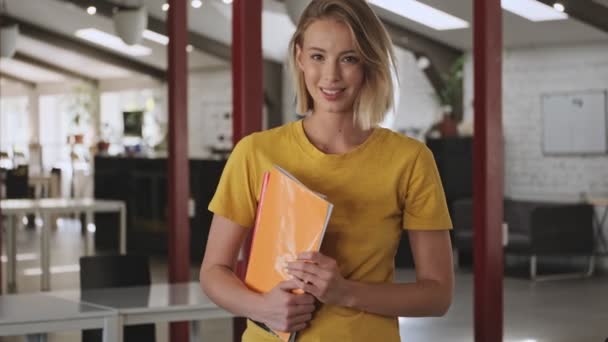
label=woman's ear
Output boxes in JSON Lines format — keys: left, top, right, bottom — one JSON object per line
{"left": 295, "top": 44, "right": 304, "bottom": 70}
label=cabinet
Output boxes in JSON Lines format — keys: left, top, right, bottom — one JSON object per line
{"left": 94, "top": 156, "right": 226, "bottom": 262}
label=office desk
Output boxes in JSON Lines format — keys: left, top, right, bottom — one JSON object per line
{"left": 0, "top": 198, "right": 127, "bottom": 292}
{"left": 52, "top": 282, "right": 233, "bottom": 342}
{"left": 0, "top": 292, "right": 119, "bottom": 342}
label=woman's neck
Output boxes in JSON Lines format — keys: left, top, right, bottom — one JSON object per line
{"left": 302, "top": 111, "right": 374, "bottom": 154}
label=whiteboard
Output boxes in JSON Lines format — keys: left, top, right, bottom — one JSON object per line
{"left": 542, "top": 90, "right": 607, "bottom": 155}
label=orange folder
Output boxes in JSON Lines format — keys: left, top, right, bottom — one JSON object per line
{"left": 245, "top": 166, "right": 333, "bottom": 342}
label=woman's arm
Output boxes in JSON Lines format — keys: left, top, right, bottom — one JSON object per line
{"left": 200, "top": 214, "right": 316, "bottom": 332}
{"left": 287, "top": 229, "right": 454, "bottom": 317}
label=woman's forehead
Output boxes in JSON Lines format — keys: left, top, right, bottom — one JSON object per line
{"left": 301, "top": 19, "right": 357, "bottom": 51}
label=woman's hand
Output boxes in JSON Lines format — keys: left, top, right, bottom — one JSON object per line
{"left": 287, "top": 252, "right": 351, "bottom": 306}
{"left": 255, "top": 279, "right": 316, "bottom": 333}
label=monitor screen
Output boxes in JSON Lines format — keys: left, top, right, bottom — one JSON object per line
{"left": 123, "top": 110, "right": 143, "bottom": 137}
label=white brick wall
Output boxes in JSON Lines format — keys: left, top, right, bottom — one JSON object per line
{"left": 463, "top": 42, "right": 608, "bottom": 259}
{"left": 464, "top": 43, "right": 608, "bottom": 199}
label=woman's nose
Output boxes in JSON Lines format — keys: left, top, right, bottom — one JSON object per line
{"left": 322, "top": 60, "right": 341, "bottom": 82}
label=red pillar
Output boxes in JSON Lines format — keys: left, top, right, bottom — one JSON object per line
{"left": 0, "top": 173, "right": 3, "bottom": 294}
{"left": 167, "top": 0, "right": 190, "bottom": 341}
{"left": 473, "top": 0, "right": 504, "bottom": 341}
{"left": 232, "top": 0, "right": 263, "bottom": 340}
{"left": 232, "top": 0, "right": 263, "bottom": 142}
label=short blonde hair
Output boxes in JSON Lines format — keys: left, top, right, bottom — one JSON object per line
{"left": 288, "top": 0, "right": 396, "bottom": 130}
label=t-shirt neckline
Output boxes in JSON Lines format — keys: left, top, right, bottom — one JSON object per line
{"left": 291, "top": 119, "right": 384, "bottom": 162}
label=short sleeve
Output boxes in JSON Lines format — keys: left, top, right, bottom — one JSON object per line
{"left": 402, "top": 145, "right": 453, "bottom": 230}
{"left": 208, "top": 135, "right": 258, "bottom": 228}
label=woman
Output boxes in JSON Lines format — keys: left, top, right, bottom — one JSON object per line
{"left": 200, "top": 0, "right": 454, "bottom": 341}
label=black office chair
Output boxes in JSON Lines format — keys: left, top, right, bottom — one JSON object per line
{"left": 6, "top": 165, "right": 30, "bottom": 198}
{"left": 79, "top": 254, "right": 156, "bottom": 342}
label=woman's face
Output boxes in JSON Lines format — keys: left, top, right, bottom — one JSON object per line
{"left": 296, "top": 19, "right": 365, "bottom": 117}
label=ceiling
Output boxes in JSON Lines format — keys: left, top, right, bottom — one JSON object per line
{"left": 1, "top": 0, "right": 607, "bottom": 87}
{"left": 1, "top": 57, "right": 68, "bottom": 83}
{"left": 374, "top": 0, "right": 608, "bottom": 50}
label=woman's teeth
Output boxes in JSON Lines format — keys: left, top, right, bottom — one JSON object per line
{"left": 321, "top": 88, "right": 344, "bottom": 95}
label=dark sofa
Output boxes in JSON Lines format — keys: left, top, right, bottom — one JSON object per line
{"left": 452, "top": 198, "right": 596, "bottom": 280}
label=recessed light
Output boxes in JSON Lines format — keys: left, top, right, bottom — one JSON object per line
{"left": 86, "top": 6, "right": 96, "bottom": 15}
{"left": 222, "top": 0, "right": 233, "bottom": 4}
{"left": 369, "top": 0, "right": 469, "bottom": 31}
{"left": 162, "top": 3, "right": 169, "bottom": 12}
{"left": 553, "top": 2, "right": 565, "bottom": 12}
{"left": 191, "top": 0, "right": 203, "bottom": 9}
{"left": 501, "top": 0, "right": 568, "bottom": 21}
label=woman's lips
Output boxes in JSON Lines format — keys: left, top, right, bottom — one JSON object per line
{"left": 320, "top": 87, "right": 345, "bottom": 101}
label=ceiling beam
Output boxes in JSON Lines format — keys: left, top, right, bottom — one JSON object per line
{"left": 0, "top": 15, "right": 166, "bottom": 80}
{"left": 0, "top": 72, "right": 36, "bottom": 88}
{"left": 62, "top": 0, "right": 232, "bottom": 60}
{"left": 13, "top": 52, "right": 98, "bottom": 85}
{"left": 536, "top": 0, "right": 608, "bottom": 33}
{"left": 382, "top": 21, "right": 463, "bottom": 77}
{"left": 60, "top": 0, "right": 285, "bottom": 124}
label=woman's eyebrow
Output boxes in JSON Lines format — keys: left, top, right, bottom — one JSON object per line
{"left": 307, "top": 47, "right": 357, "bottom": 55}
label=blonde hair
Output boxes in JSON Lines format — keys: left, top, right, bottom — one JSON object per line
{"left": 288, "top": 0, "right": 396, "bottom": 130}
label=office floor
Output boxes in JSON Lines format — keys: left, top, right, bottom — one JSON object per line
{"left": 1, "top": 219, "right": 607, "bottom": 342}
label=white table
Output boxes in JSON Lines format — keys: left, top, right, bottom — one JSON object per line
{"left": 0, "top": 198, "right": 127, "bottom": 292}
{"left": 587, "top": 197, "right": 608, "bottom": 254}
{"left": 0, "top": 292, "right": 120, "bottom": 342}
{"left": 51, "top": 282, "right": 233, "bottom": 342}
{"left": 28, "top": 174, "right": 53, "bottom": 198}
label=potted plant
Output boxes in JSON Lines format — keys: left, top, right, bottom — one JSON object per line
{"left": 428, "top": 56, "right": 464, "bottom": 138}
{"left": 66, "top": 85, "right": 96, "bottom": 144}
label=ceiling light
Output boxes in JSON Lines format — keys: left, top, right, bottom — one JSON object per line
{"left": 553, "top": 2, "right": 565, "bottom": 12}
{"left": 222, "top": 0, "right": 233, "bottom": 4}
{"left": 143, "top": 29, "right": 169, "bottom": 45}
{"left": 86, "top": 6, "right": 97, "bottom": 15}
{"left": 113, "top": 6, "right": 147, "bottom": 45}
{"left": 75, "top": 28, "right": 151, "bottom": 56}
{"left": 416, "top": 56, "right": 430, "bottom": 70}
{"left": 162, "top": 3, "right": 169, "bottom": 11}
{"left": 501, "top": 0, "right": 568, "bottom": 21}
{"left": 369, "top": 0, "right": 469, "bottom": 30}
{"left": 191, "top": 0, "right": 203, "bottom": 8}
{"left": 186, "top": 44, "right": 194, "bottom": 53}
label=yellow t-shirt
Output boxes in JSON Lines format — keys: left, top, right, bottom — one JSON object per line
{"left": 208, "top": 120, "right": 452, "bottom": 342}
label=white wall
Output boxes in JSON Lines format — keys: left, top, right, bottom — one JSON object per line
{"left": 391, "top": 47, "right": 443, "bottom": 139}
{"left": 188, "top": 68, "right": 233, "bottom": 158}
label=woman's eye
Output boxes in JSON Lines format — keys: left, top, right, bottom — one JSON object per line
{"left": 342, "top": 56, "right": 359, "bottom": 64}
{"left": 311, "top": 54, "right": 324, "bottom": 61}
